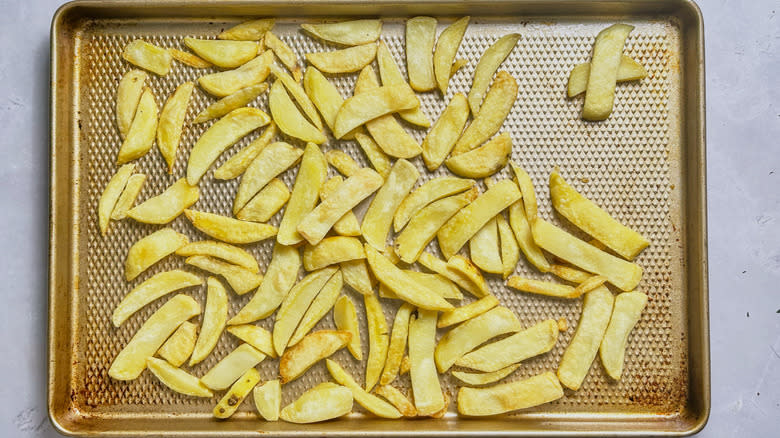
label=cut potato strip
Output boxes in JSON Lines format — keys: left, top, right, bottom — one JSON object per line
{"left": 408, "top": 310, "right": 445, "bottom": 416}
{"left": 451, "top": 58, "right": 468, "bottom": 76}
{"left": 417, "top": 252, "right": 485, "bottom": 298}
{"left": 280, "top": 382, "right": 353, "bottom": 423}
{"left": 452, "top": 363, "right": 520, "bottom": 387}
{"left": 280, "top": 330, "right": 351, "bottom": 384}
{"left": 188, "top": 277, "right": 228, "bottom": 366}
{"left": 125, "top": 228, "right": 189, "bottom": 281}
{"left": 122, "top": 40, "right": 172, "bottom": 76}
{"left": 334, "top": 295, "right": 362, "bottom": 360}
{"left": 467, "top": 33, "right": 520, "bottom": 114}
{"left": 176, "top": 240, "right": 259, "bottom": 272}
{"left": 213, "top": 123, "right": 276, "bottom": 180}
{"left": 185, "top": 209, "right": 277, "bottom": 244}
{"left": 234, "top": 141, "right": 302, "bottom": 213}
{"left": 156, "top": 320, "right": 197, "bottom": 368}
{"left": 379, "top": 303, "right": 414, "bottom": 386}
{"left": 319, "top": 176, "right": 362, "bottom": 237}
{"left": 306, "top": 43, "right": 377, "bottom": 74}
{"left": 497, "top": 213, "right": 520, "bottom": 278}
{"left": 364, "top": 292, "right": 389, "bottom": 392}
{"left": 219, "top": 19, "right": 275, "bottom": 41}
{"left": 326, "top": 359, "right": 402, "bottom": 419}
{"left": 277, "top": 142, "right": 327, "bottom": 245}
{"left": 355, "top": 132, "right": 392, "bottom": 177}
{"left": 127, "top": 178, "right": 198, "bottom": 224}
{"left": 200, "top": 343, "right": 266, "bottom": 390}
{"left": 375, "top": 385, "right": 417, "bottom": 417}
{"left": 269, "top": 81, "right": 326, "bottom": 144}
{"left": 457, "top": 319, "right": 559, "bottom": 372}
{"left": 157, "top": 82, "right": 194, "bottom": 172}
{"left": 469, "top": 217, "right": 503, "bottom": 274}
{"left": 289, "top": 271, "right": 344, "bottom": 346}
{"left": 194, "top": 83, "right": 267, "bottom": 124}
{"left": 303, "top": 67, "right": 349, "bottom": 137}
{"left": 434, "top": 16, "right": 470, "bottom": 94}
{"left": 550, "top": 264, "right": 592, "bottom": 283}
{"left": 198, "top": 50, "right": 274, "bottom": 97}
{"left": 146, "top": 357, "right": 212, "bottom": 397}
{"left": 421, "top": 93, "right": 470, "bottom": 171}
{"left": 214, "top": 368, "right": 261, "bottom": 419}
{"left": 399, "top": 355, "right": 411, "bottom": 375}
{"left": 362, "top": 159, "right": 419, "bottom": 251}
{"left": 117, "top": 88, "right": 158, "bottom": 165}
{"left": 404, "top": 271, "right": 463, "bottom": 300}
{"left": 265, "top": 32, "right": 302, "bottom": 81}
{"left": 506, "top": 276, "right": 581, "bottom": 299}
{"left": 303, "top": 237, "right": 364, "bottom": 271}
{"left": 394, "top": 176, "right": 475, "bottom": 232}
{"left": 271, "top": 64, "right": 321, "bottom": 130}
{"left": 253, "top": 379, "right": 281, "bottom": 421}
{"left": 302, "top": 20, "right": 382, "bottom": 46}
{"left": 376, "top": 41, "right": 430, "bottom": 127}
{"left": 437, "top": 295, "right": 499, "bottom": 328}
{"left": 236, "top": 179, "right": 290, "bottom": 223}
{"left": 168, "top": 48, "right": 213, "bottom": 68}
{"left": 453, "top": 71, "right": 517, "bottom": 155}
{"left": 405, "top": 17, "right": 437, "bottom": 92}
{"left": 582, "top": 24, "right": 634, "bottom": 120}
{"left": 183, "top": 38, "right": 258, "bottom": 69}
{"left": 325, "top": 150, "right": 361, "bottom": 177}
{"left": 446, "top": 132, "right": 512, "bottom": 178}
{"left": 508, "top": 200, "right": 551, "bottom": 272}
{"left": 457, "top": 371, "right": 563, "bottom": 416}
{"left": 340, "top": 259, "right": 374, "bottom": 296}
{"left": 116, "top": 70, "right": 147, "bottom": 139}
{"left": 112, "top": 269, "right": 201, "bottom": 327}
{"left": 599, "top": 291, "right": 647, "bottom": 379}
{"left": 573, "top": 275, "right": 608, "bottom": 296}
{"left": 98, "top": 163, "right": 135, "bottom": 235}
{"left": 567, "top": 55, "right": 646, "bottom": 97}
{"left": 333, "top": 84, "right": 418, "bottom": 139}
{"left": 226, "top": 324, "right": 276, "bottom": 358}
{"left": 185, "top": 256, "right": 263, "bottom": 295}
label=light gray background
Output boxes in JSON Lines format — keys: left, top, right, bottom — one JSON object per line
{"left": 0, "top": 0, "right": 776, "bottom": 436}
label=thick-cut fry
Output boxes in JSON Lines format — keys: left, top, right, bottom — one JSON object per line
{"left": 183, "top": 38, "right": 258, "bottom": 69}
{"left": 375, "top": 385, "right": 417, "bottom": 417}
{"left": 469, "top": 217, "right": 503, "bottom": 274}
{"left": 303, "top": 237, "right": 364, "bottom": 271}
{"left": 253, "top": 379, "right": 281, "bottom": 421}
{"left": 364, "top": 292, "right": 389, "bottom": 391}
{"left": 185, "top": 256, "right": 263, "bottom": 295}
{"left": 319, "top": 176, "right": 362, "bottom": 237}
{"left": 405, "top": 17, "right": 437, "bottom": 92}
{"left": 434, "top": 17, "right": 470, "bottom": 94}
{"left": 168, "top": 48, "right": 213, "bottom": 68}
{"left": 234, "top": 141, "right": 302, "bottom": 213}
{"left": 289, "top": 271, "right": 344, "bottom": 346}
{"left": 508, "top": 200, "right": 551, "bottom": 272}
{"left": 435, "top": 307, "right": 521, "bottom": 372}
{"left": 269, "top": 81, "right": 326, "bottom": 143}
{"left": 467, "top": 33, "right": 520, "bottom": 114}
{"left": 340, "top": 259, "right": 373, "bottom": 296}
{"left": 302, "top": 20, "right": 382, "bottom": 46}
{"left": 280, "top": 330, "right": 351, "bottom": 383}
{"left": 213, "top": 123, "right": 276, "bottom": 180}
{"left": 214, "top": 368, "right": 261, "bottom": 419}
{"left": 271, "top": 64, "right": 321, "bottom": 129}
{"left": 376, "top": 41, "right": 430, "bottom": 127}
{"left": 599, "top": 291, "right": 647, "bottom": 379}
{"left": 98, "top": 163, "right": 135, "bottom": 234}
{"left": 303, "top": 67, "right": 349, "bottom": 137}
{"left": 447, "top": 132, "right": 512, "bottom": 178}
{"left": 394, "top": 176, "right": 475, "bottom": 232}
{"left": 430, "top": 392, "right": 450, "bottom": 419}
{"left": 200, "top": 343, "right": 266, "bottom": 390}
{"left": 188, "top": 277, "right": 228, "bottom": 366}
{"left": 125, "top": 228, "right": 189, "bottom": 281}
{"left": 379, "top": 303, "right": 414, "bottom": 386}
{"left": 567, "top": 55, "right": 646, "bottom": 97}
{"left": 109, "top": 295, "right": 200, "bottom": 380}
{"left": 452, "top": 364, "right": 520, "bottom": 386}
{"left": 146, "top": 357, "right": 213, "bottom": 397}
{"left": 417, "top": 251, "right": 485, "bottom": 298}
{"left": 117, "top": 88, "right": 158, "bottom": 165}
{"left": 334, "top": 295, "right": 362, "bottom": 360}
{"left": 194, "top": 83, "right": 267, "bottom": 124}
{"left": 399, "top": 355, "right": 411, "bottom": 375}
{"left": 506, "top": 276, "right": 581, "bottom": 299}
{"left": 557, "top": 286, "right": 614, "bottom": 390}
{"left": 354, "top": 132, "right": 392, "bottom": 177}
{"left": 582, "top": 24, "right": 635, "bottom": 120}
{"left": 453, "top": 72, "right": 517, "bottom": 155}
{"left": 573, "top": 275, "right": 608, "bottom": 296}
{"left": 198, "top": 50, "right": 274, "bottom": 97}
{"left": 334, "top": 85, "right": 419, "bottom": 140}
{"left": 362, "top": 159, "right": 419, "bottom": 251}
{"left": 279, "top": 382, "right": 353, "bottom": 423}
{"left": 325, "top": 150, "right": 361, "bottom": 177}
{"left": 551, "top": 264, "right": 592, "bottom": 283}
{"left": 326, "top": 359, "right": 402, "bottom": 418}
{"left": 177, "top": 240, "right": 258, "bottom": 272}
{"left": 457, "top": 319, "right": 559, "bottom": 372}
{"left": 185, "top": 209, "right": 277, "bottom": 244}
{"left": 496, "top": 213, "right": 519, "bottom": 278}
{"left": 451, "top": 58, "right": 468, "bottom": 76}
{"left": 305, "top": 43, "right": 377, "bottom": 74}
{"left": 112, "top": 270, "right": 201, "bottom": 326}
{"left": 437, "top": 295, "right": 500, "bottom": 328}
{"left": 277, "top": 143, "right": 327, "bottom": 245}
{"left": 421, "top": 93, "right": 470, "bottom": 170}
{"left": 116, "top": 70, "right": 147, "bottom": 139}
{"left": 127, "top": 178, "right": 198, "bottom": 224}
{"left": 457, "top": 371, "right": 563, "bottom": 416}
{"left": 404, "top": 271, "right": 463, "bottom": 300}
{"left": 227, "top": 325, "right": 276, "bottom": 358}
{"left": 157, "top": 321, "right": 197, "bottom": 367}
{"left": 408, "top": 310, "right": 445, "bottom": 416}
{"left": 122, "top": 40, "right": 172, "bottom": 76}
{"left": 157, "top": 82, "right": 194, "bottom": 172}
{"left": 236, "top": 179, "right": 290, "bottom": 223}
{"left": 219, "top": 19, "right": 275, "bottom": 41}
{"left": 265, "top": 32, "right": 302, "bottom": 81}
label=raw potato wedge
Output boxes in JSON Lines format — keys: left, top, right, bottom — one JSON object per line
{"left": 155, "top": 320, "right": 197, "bottom": 367}
{"left": 185, "top": 256, "right": 263, "bottom": 295}
{"left": 567, "top": 55, "right": 646, "bottom": 97}
{"left": 112, "top": 270, "right": 201, "bottom": 326}
{"left": 506, "top": 276, "right": 581, "bottom": 299}
{"left": 334, "top": 295, "right": 362, "bottom": 360}
{"left": 375, "top": 385, "right": 417, "bottom": 417}
{"left": 219, "top": 18, "right": 275, "bottom": 41}
{"left": 280, "top": 330, "right": 351, "bottom": 384}
{"left": 457, "top": 371, "right": 563, "bottom": 416}
{"left": 452, "top": 364, "right": 520, "bottom": 386}
{"left": 303, "top": 67, "right": 349, "bottom": 136}
{"left": 467, "top": 33, "right": 520, "bottom": 114}
{"left": 408, "top": 310, "right": 445, "bottom": 416}
{"left": 185, "top": 210, "right": 277, "bottom": 244}
{"left": 183, "top": 38, "right": 258, "bottom": 69}
{"left": 214, "top": 368, "right": 261, "bottom": 419}
{"left": 340, "top": 259, "right": 374, "bottom": 296}
{"left": 405, "top": 17, "right": 437, "bottom": 92}
{"left": 325, "top": 150, "right": 361, "bottom": 177}
{"left": 446, "top": 132, "right": 512, "bottom": 178}
{"left": 394, "top": 176, "right": 475, "bottom": 232}
{"left": 125, "top": 228, "right": 189, "bottom": 281}
{"left": 457, "top": 319, "right": 559, "bottom": 372}
{"left": 582, "top": 24, "right": 635, "bottom": 120}
{"left": 438, "top": 295, "right": 500, "bottom": 328}
{"left": 305, "top": 43, "right": 377, "bottom": 74}
{"left": 380, "top": 303, "right": 414, "bottom": 386}
{"left": 364, "top": 292, "right": 389, "bottom": 392}
{"left": 271, "top": 64, "right": 322, "bottom": 130}
{"left": 302, "top": 20, "right": 382, "bottom": 46}
{"left": 122, "top": 40, "right": 172, "bottom": 76}
{"left": 303, "top": 237, "right": 365, "bottom": 271}
{"left": 157, "top": 82, "right": 194, "bottom": 172}
{"left": 116, "top": 69, "right": 147, "bottom": 139}
{"left": 434, "top": 17, "right": 470, "bottom": 94}
{"left": 168, "top": 48, "right": 213, "bottom": 68}
{"left": 469, "top": 217, "right": 503, "bottom": 274}
{"left": 198, "top": 50, "right": 274, "bottom": 97}
{"left": 127, "top": 178, "right": 198, "bottom": 224}
{"left": 355, "top": 132, "right": 392, "bottom": 177}
{"left": 213, "top": 123, "right": 277, "bottom": 179}
{"left": 227, "top": 325, "right": 277, "bottom": 358}
{"left": 117, "top": 88, "right": 158, "bottom": 165}
{"left": 453, "top": 71, "right": 517, "bottom": 155}
{"left": 109, "top": 294, "right": 200, "bottom": 380}
{"left": 319, "top": 176, "right": 362, "bottom": 237}
{"left": 254, "top": 379, "right": 281, "bottom": 421}
{"left": 532, "top": 219, "right": 642, "bottom": 291}
{"left": 229, "top": 243, "right": 301, "bottom": 325}
{"left": 265, "top": 32, "right": 302, "bottom": 81}
{"left": 421, "top": 93, "right": 470, "bottom": 171}
{"left": 362, "top": 159, "right": 419, "bottom": 251}
{"left": 233, "top": 141, "right": 302, "bottom": 213}
{"left": 289, "top": 271, "right": 344, "bottom": 346}
{"left": 277, "top": 142, "right": 327, "bottom": 245}
{"left": 98, "top": 163, "right": 135, "bottom": 235}
{"left": 557, "top": 286, "right": 614, "bottom": 390}
{"left": 146, "top": 357, "right": 213, "bottom": 397}
{"left": 186, "top": 107, "right": 270, "bottom": 185}
{"left": 189, "top": 277, "right": 229, "bottom": 366}
{"left": 236, "top": 178, "right": 290, "bottom": 223}
{"left": 333, "top": 83, "right": 419, "bottom": 139}
{"left": 193, "top": 83, "right": 268, "bottom": 124}
{"left": 376, "top": 41, "right": 430, "bottom": 127}
{"left": 599, "top": 291, "right": 647, "bottom": 380}
{"left": 326, "top": 359, "right": 402, "bottom": 419}
{"left": 497, "top": 213, "right": 520, "bottom": 278}
{"left": 279, "top": 382, "right": 353, "bottom": 423}
{"left": 200, "top": 343, "right": 266, "bottom": 390}
{"left": 269, "top": 81, "right": 326, "bottom": 144}
{"left": 176, "top": 240, "right": 259, "bottom": 272}
{"left": 550, "top": 169, "right": 650, "bottom": 259}
{"left": 110, "top": 173, "right": 146, "bottom": 220}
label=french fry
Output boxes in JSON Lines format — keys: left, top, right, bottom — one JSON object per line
{"left": 557, "top": 286, "right": 614, "bottom": 390}
{"left": 157, "top": 321, "right": 197, "bottom": 367}
{"left": 303, "top": 67, "right": 350, "bottom": 137}
{"left": 146, "top": 357, "right": 213, "bottom": 397}
{"left": 319, "top": 176, "right": 362, "bottom": 237}
{"left": 277, "top": 143, "right": 327, "bottom": 245}
{"left": 582, "top": 24, "right": 635, "bottom": 120}
{"left": 183, "top": 38, "right": 258, "bottom": 69}
{"left": 599, "top": 291, "right": 647, "bottom": 380}
{"left": 437, "top": 295, "right": 499, "bottom": 328}
{"left": 302, "top": 20, "right": 382, "bottom": 46}
{"left": 111, "top": 173, "right": 146, "bottom": 220}
{"left": 399, "top": 355, "right": 411, "bottom": 375}
{"left": 271, "top": 64, "right": 321, "bottom": 129}
{"left": 219, "top": 18, "right": 275, "bottom": 41}
{"left": 446, "top": 132, "right": 512, "bottom": 178}
{"left": 326, "top": 359, "right": 402, "bottom": 418}
{"left": 253, "top": 379, "right": 281, "bottom": 421}
{"left": 168, "top": 48, "right": 213, "bottom": 68}
{"left": 188, "top": 277, "right": 228, "bottom": 366}
{"left": 429, "top": 392, "right": 451, "bottom": 419}
{"left": 214, "top": 368, "right": 261, "bottom": 419}
{"left": 185, "top": 256, "right": 263, "bottom": 295}
{"left": 379, "top": 303, "right": 414, "bottom": 386}
{"left": 334, "top": 295, "right": 362, "bottom": 360}
{"left": 496, "top": 213, "right": 520, "bottom": 278}
{"left": 434, "top": 17, "right": 470, "bottom": 94}
{"left": 405, "top": 17, "right": 437, "bottom": 92}
{"left": 394, "top": 176, "right": 475, "bottom": 232}
{"left": 408, "top": 310, "right": 445, "bottom": 416}
{"left": 122, "top": 40, "right": 172, "bottom": 76}
{"left": 404, "top": 271, "right": 463, "bottom": 300}
{"left": 457, "top": 371, "right": 563, "bottom": 416}
{"left": 325, "top": 150, "right": 361, "bottom": 177}
{"left": 213, "top": 123, "right": 276, "bottom": 180}
{"left": 354, "top": 132, "right": 392, "bottom": 177}
{"left": 567, "top": 55, "right": 646, "bottom": 97}
{"left": 303, "top": 237, "right": 364, "bottom": 271}
{"left": 334, "top": 84, "right": 419, "bottom": 140}
{"left": 417, "top": 251, "right": 486, "bottom": 298}
{"left": 508, "top": 200, "right": 551, "bottom": 273}
{"left": 376, "top": 41, "right": 430, "bottom": 127}
{"left": 305, "top": 43, "right": 377, "bottom": 74}
{"left": 362, "top": 159, "right": 419, "bottom": 251}
{"left": 265, "top": 32, "right": 302, "bottom": 81}
{"left": 469, "top": 217, "right": 503, "bottom": 274}
{"left": 550, "top": 264, "right": 592, "bottom": 283}
{"left": 109, "top": 294, "right": 200, "bottom": 380}
{"left": 117, "top": 88, "right": 158, "bottom": 165}
{"left": 127, "top": 178, "right": 198, "bottom": 224}
{"left": 280, "top": 330, "right": 351, "bottom": 384}
{"left": 233, "top": 141, "right": 302, "bottom": 213}
{"left": 269, "top": 81, "right": 326, "bottom": 144}
{"left": 112, "top": 270, "right": 201, "bottom": 326}
{"left": 236, "top": 178, "right": 290, "bottom": 223}
{"left": 453, "top": 72, "right": 517, "bottom": 155}
{"left": 457, "top": 319, "right": 559, "bottom": 372}
{"left": 450, "top": 58, "right": 468, "bottom": 76}
{"left": 288, "top": 271, "right": 344, "bottom": 346}
{"left": 125, "top": 228, "right": 189, "bottom": 281}
{"left": 200, "top": 343, "right": 266, "bottom": 390}
{"left": 467, "top": 33, "right": 519, "bottom": 114}
{"left": 506, "top": 276, "right": 581, "bottom": 299}
{"left": 116, "top": 69, "right": 147, "bottom": 139}
{"left": 226, "top": 324, "right": 277, "bottom": 358}
{"left": 98, "top": 163, "right": 135, "bottom": 234}
{"left": 451, "top": 364, "right": 520, "bottom": 386}
{"left": 185, "top": 209, "right": 277, "bottom": 244}
{"left": 279, "top": 382, "right": 353, "bottom": 423}
{"left": 340, "top": 259, "right": 374, "bottom": 296}
{"left": 375, "top": 385, "right": 417, "bottom": 417}
{"left": 198, "top": 50, "right": 274, "bottom": 97}
{"left": 193, "top": 83, "right": 267, "bottom": 124}
{"left": 573, "top": 275, "right": 608, "bottom": 296}
{"left": 421, "top": 93, "right": 470, "bottom": 171}
{"left": 364, "top": 292, "right": 389, "bottom": 392}
{"left": 157, "top": 82, "right": 194, "bottom": 172}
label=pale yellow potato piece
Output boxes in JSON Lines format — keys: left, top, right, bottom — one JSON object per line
{"left": 408, "top": 310, "right": 445, "bottom": 416}
{"left": 227, "top": 324, "right": 277, "bottom": 358}
{"left": 157, "top": 82, "right": 194, "bottom": 172}
{"left": 280, "top": 382, "right": 353, "bottom": 423}
{"left": 417, "top": 251, "right": 486, "bottom": 298}
{"left": 364, "top": 292, "right": 389, "bottom": 392}
{"left": 334, "top": 295, "right": 362, "bottom": 360}
{"left": 188, "top": 277, "right": 228, "bottom": 366}
{"left": 233, "top": 141, "right": 302, "bottom": 213}
{"left": 376, "top": 41, "right": 430, "bottom": 127}
{"left": 599, "top": 291, "right": 647, "bottom": 379}
{"left": 362, "top": 159, "right": 419, "bottom": 251}
{"left": 453, "top": 71, "right": 517, "bottom": 156}
{"left": 146, "top": 357, "right": 212, "bottom": 397}
{"left": 375, "top": 385, "right": 417, "bottom": 417}
{"left": 305, "top": 43, "right": 377, "bottom": 74}
{"left": 269, "top": 81, "right": 326, "bottom": 144}
{"left": 176, "top": 240, "right": 259, "bottom": 272}
{"left": 280, "top": 330, "right": 351, "bottom": 384}
{"left": 193, "top": 83, "right": 267, "bottom": 124}
{"left": 219, "top": 19, "right": 275, "bottom": 41}
{"left": 125, "top": 228, "right": 188, "bottom": 281}
{"left": 122, "top": 40, "right": 172, "bottom": 76}
{"left": 109, "top": 294, "right": 200, "bottom": 380}
{"left": 405, "top": 17, "right": 437, "bottom": 92}
{"left": 451, "top": 364, "right": 520, "bottom": 387}
{"left": 429, "top": 391, "right": 451, "bottom": 419}
{"left": 550, "top": 169, "right": 649, "bottom": 259}
{"left": 457, "top": 371, "right": 563, "bottom": 416}
{"left": 394, "top": 176, "right": 474, "bottom": 232}
{"left": 302, "top": 20, "right": 382, "bottom": 46}
{"left": 236, "top": 178, "right": 290, "bottom": 223}
{"left": 438, "top": 294, "right": 500, "bottom": 328}
{"left": 229, "top": 243, "right": 300, "bottom": 325}
{"left": 98, "top": 163, "right": 135, "bottom": 235}
{"left": 297, "top": 168, "right": 383, "bottom": 245}
{"left": 319, "top": 176, "right": 362, "bottom": 237}
{"left": 434, "top": 16, "right": 470, "bottom": 94}
{"left": 582, "top": 24, "right": 635, "bottom": 120}
{"left": 289, "top": 271, "right": 344, "bottom": 346}
{"left": 214, "top": 368, "right": 261, "bottom": 419}
{"left": 157, "top": 321, "right": 197, "bottom": 367}
{"left": 214, "top": 123, "right": 276, "bottom": 180}
{"left": 421, "top": 93, "right": 470, "bottom": 171}
{"left": 325, "top": 150, "right": 361, "bottom": 177}
{"left": 399, "top": 355, "right": 411, "bottom": 375}
{"left": 447, "top": 132, "right": 512, "bottom": 178}
{"left": 253, "top": 379, "right": 281, "bottom": 421}
{"left": 127, "top": 178, "right": 198, "bottom": 224}
{"left": 303, "top": 67, "right": 348, "bottom": 137}
{"left": 184, "top": 209, "right": 277, "bottom": 244}
{"left": 557, "top": 286, "right": 614, "bottom": 390}
{"left": 325, "top": 359, "right": 402, "bottom": 419}
{"left": 340, "top": 259, "right": 374, "bottom": 296}
{"left": 532, "top": 219, "right": 642, "bottom": 291}
{"left": 451, "top": 58, "right": 468, "bottom": 76}
{"left": 550, "top": 264, "right": 592, "bottom": 283}
{"left": 112, "top": 270, "right": 201, "bottom": 327}
{"left": 265, "top": 32, "right": 302, "bottom": 81}
{"left": 457, "top": 319, "right": 559, "bottom": 372}
{"left": 117, "top": 88, "right": 158, "bottom": 165}
{"left": 303, "top": 237, "right": 364, "bottom": 271}
{"left": 404, "top": 271, "right": 463, "bottom": 300}
{"left": 354, "top": 132, "right": 392, "bottom": 177}
{"left": 168, "top": 48, "right": 213, "bottom": 68}
{"left": 469, "top": 217, "right": 503, "bottom": 274}
{"left": 185, "top": 256, "right": 263, "bottom": 295}
{"left": 508, "top": 200, "right": 551, "bottom": 272}
{"left": 277, "top": 143, "right": 327, "bottom": 245}
{"left": 496, "top": 213, "right": 520, "bottom": 278}
{"left": 200, "top": 343, "right": 266, "bottom": 390}
{"left": 506, "top": 276, "right": 581, "bottom": 299}
{"left": 567, "top": 55, "right": 646, "bottom": 97}
{"left": 116, "top": 69, "right": 147, "bottom": 139}
{"left": 198, "top": 50, "right": 274, "bottom": 97}
{"left": 271, "top": 64, "right": 321, "bottom": 130}
{"left": 183, "top": 38, "right": 258, "bottom": 69}
{"left": 379, "top": 303, "right": 414, "bottom": 386}
{"left": 333, "top": 84, "right": 418, "bottom": 139}
{"left": 467, "top": 33, "right": 520, "bottom": 114}
{"left": 110, "top": 173, "right": 146, "bottom": 220}
{"left": 573, "top": 275, "right": 608, "bottom": 296}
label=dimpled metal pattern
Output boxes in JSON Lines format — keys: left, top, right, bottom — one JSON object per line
{"left": 78, "top": 17, "right": 685, "bottom": 419}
